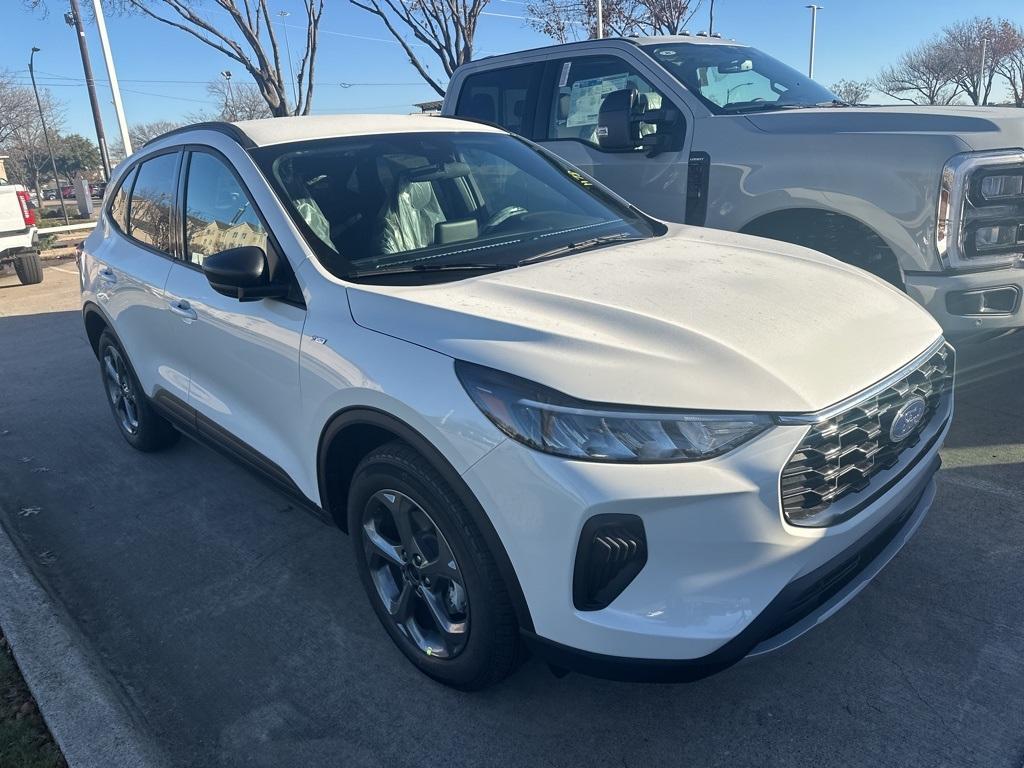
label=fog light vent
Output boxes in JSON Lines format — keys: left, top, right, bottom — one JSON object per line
{"left": 946, "top": 285, "right": 1021, "bottom": 316}
{"left": 572, "top": 514, "right": 647, "bottom": 611}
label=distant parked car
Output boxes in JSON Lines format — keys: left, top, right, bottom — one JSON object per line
{"left": 0, "top": 182, "right": 43, "bottom": 284}
{"left": 80, "top": 116, "right": 953, "bottom": 690}
{"left": 42, "top": 188, "right": 58, "bottom": 201}
{"left": 60, "top": 185, "right": 76, "bottom": 200}
{"left": 91, "top": 182, "right": 106, "bottom": 199}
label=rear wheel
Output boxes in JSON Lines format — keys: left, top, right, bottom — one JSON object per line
{"left": 13, "top": 252, "right": 43, "bottom": 285}
{"left": 348, "top": 441, "right": 521, "bottom": 690}
{"left": 97, "top": 330, "right": 178, "bottom": 452}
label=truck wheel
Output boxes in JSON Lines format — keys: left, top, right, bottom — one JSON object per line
{"left": 13, "top": 252, "right": 43, "bottom": 285}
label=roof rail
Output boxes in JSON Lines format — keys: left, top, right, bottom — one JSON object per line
{"left": 143, "top": 121, "right": 256, "bottom": 150}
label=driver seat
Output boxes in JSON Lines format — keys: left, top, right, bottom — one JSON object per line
{"left": 377, "top": 174, "right": 446, "bottom": 255}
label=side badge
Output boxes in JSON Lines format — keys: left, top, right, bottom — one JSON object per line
{"left": 310, "top": 336, "right": 327, "bottom": 345}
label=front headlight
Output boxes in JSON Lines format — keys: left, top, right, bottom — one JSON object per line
{"left": 937, "top": 151, "right": 1024, "bottom": 268}
{"left": 456, "top": 361, "right": 771, "bottom": 463}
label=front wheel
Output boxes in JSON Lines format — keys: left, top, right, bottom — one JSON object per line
{"left": 348, "top": 441, "right": 522, "bottom": 689}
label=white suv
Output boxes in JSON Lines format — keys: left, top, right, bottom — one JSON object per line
{"left": 80, "top": 115, "right": 954, "bottom": 689}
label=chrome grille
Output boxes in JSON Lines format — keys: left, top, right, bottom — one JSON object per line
{"left": 781, "top": 344, "right": 954, "bottom": 527}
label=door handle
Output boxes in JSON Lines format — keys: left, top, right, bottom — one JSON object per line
{"left": 168, "top": 299, "right": 197, "bottom": 321}
{"left": 98, "top": 266, "right": 117, "bottom": 284}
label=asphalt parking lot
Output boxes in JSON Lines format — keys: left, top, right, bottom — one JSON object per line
{"left": 1, "top": 261, "right": 1022, "bottom": 768}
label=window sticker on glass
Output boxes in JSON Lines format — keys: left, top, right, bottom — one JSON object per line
{"left": 566, "top": 74, "right": 628, "bottom": 127}
{"left": 558, "top": 61, "right": 572, "bottom": 88}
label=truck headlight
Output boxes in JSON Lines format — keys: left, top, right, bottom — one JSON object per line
{"left": 456, "top": 361, "right": 770, "bottom": 462}
{"left": 937, "top": 151, "right": 1024, "bottom": 268}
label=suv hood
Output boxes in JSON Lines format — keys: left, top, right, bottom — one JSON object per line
{"left": 746, "top": 106, "right": 1024, "bottom": 152}
{"left": 347, "top": 227, "right": 941, "bottom": 413}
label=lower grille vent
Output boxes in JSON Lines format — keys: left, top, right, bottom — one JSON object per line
{"left": 573, "top": 514, "right": 647, "bottom": 611}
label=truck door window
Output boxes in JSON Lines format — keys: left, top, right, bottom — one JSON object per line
{"left": 454, "top": 63, "right": 542, "bottom": 137}
{"left": 547, "top": 56, "right": 666, "bottom": 147}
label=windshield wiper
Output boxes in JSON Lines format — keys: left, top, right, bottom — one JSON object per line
{"left": 345, "top": 262, "right": 515, "bottom": 279}
{"left": 517, "top": 233, "right": 643, "bottom": 267}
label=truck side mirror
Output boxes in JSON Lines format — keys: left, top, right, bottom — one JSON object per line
{"left": 597, "top": 88, "right": 643, "bottom": 151}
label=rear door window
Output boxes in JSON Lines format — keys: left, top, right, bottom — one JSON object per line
{"left": 127, "top": 152, "right": 179, "bottom": 255}
{"left": 454, "top": 64, "right": 543, "bottom": 138}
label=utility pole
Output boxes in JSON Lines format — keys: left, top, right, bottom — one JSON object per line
{"left": 66, "top": 0, "right": 111, "bottom": 179}
{"left": 596, "top": 0, "right": 603, "bottom": 38}
{"left": 29, "top": 47, "right": 70, "bottom": 225}
{"left": 278, "top": 10, "right": 297, "bottom": 108}
{"left": 708, "top": 0, "right": 715, "bottom": 36}
{"left": 806, "top": 5, "right": 822, "bottom": 79}
{"left": 91, "top": 0, "right": 132, "bottom": 157}
{"left": 979, "top": 38, "right": 988, "bottom": 105}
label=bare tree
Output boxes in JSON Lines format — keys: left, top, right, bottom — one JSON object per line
{"left": 940, "top": 17, "right": 1011, "bottom": 106}
{"left": 994, "top": 19, "right": 1024, "bottom": 107}
{"left": 1, "top": 88, "right": 66, "bottom": 200}
{"left": 195, "top": 79, "right": 273, "bottom": 121}
{"left": 830, "top": 79, "right": 872, "bottom": 105}
{"left": 0, "top": 71, "right": 37, "bottom": 148}
{"left": 874, "top": 40, "right": 961, "bottom": 106}
{"left": 27, "top": 0, "right": 325, "bottom": 116}
{"left": 527, "top": 0, "right": 702, "bottom": 43}
{"left": 108, "top": 120, "right": 183, "bottom": 162}
{"left": 349, "top": 0, "right": 489, "bottom": 97}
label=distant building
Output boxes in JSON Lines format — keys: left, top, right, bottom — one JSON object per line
{"left": 413, "top": 100, "right": 442, "bottom": 115}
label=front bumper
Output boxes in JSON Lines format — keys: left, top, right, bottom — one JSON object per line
{"left": 521, "top": 458, "right": 937, "bottom": 682}
{"left": 461, "top": 386, "right": 951, "bottom": 670}
{"left": 906, "top": 265, "right": 1024, "bottom": 337}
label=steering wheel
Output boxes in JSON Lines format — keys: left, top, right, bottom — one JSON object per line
{"left": 484, "top": 206, "right": 529, "bottom": 232}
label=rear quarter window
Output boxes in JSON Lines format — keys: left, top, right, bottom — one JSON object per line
{"left": 454, "top": 64, "right": 543, "bottom": 138}
{"left": 107, "top": 167, "right": 136, "bottom": 233}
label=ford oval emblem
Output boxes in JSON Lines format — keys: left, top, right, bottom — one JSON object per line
{"left": 890, "top": 396, "right": 927, "bottom": 443}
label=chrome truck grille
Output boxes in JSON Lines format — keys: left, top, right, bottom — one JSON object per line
{"left": 780, "top": 343, "right": 954, "bottom": 527}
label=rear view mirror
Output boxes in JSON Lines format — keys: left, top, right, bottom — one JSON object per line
{"left": 202, "top": 246, "right": 289, "bottom": 302}
{"left": 597, "top": 88, "right": 643, "bottom": 150}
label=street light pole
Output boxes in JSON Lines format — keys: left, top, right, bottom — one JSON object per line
{"left": 92, "top": 0, "right": 132, "bottom": 157}
{"left": 979, "top": 38, "right": 988, "bottom": 105}
{"left": 29, "top": 47, "right": 70, "bottom": 225}
{"left": 806, "top": 4, "right": 822, "bottom": 79}
{"left": 596, "top": 0, "right": 604, "bottom": 39}
{"left": 66, "top": 0, "right": 111, "bottom": 180}
{"left": 220, "top": 70, "right": 234, "bottom": 119}
{"left": 278, "top": 10, "right": 298, "bottom": 109}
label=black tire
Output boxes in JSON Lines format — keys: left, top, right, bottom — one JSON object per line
{"left": 348, "top": 440, "right": 521, "bottom": 690}
{"left": 97, "top": 330, "right": 178, "bottom": 452}
{"left": 13, "top": 252, "right": 43, "bottom": 285}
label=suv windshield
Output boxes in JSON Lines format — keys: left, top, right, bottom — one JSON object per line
{"left": 253, "top": 131, "right": 660, "bottom": 283}
{"left": 642, "top": 43, "right": 839, "bottom": 114}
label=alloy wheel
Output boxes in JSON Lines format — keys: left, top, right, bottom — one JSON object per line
{"left": 361, "top": 489, "right": 469, "bottom": 659}
{"left": 102, "top": 346, "right": 140, "bottom": 435}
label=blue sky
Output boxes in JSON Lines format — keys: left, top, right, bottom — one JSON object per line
{"left": 4, "top": 0, "right": 1024, "bottom": 140}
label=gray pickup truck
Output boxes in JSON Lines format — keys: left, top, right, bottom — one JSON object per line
{"left": 442, "top": 35, "right": 1024, "bottom": 339}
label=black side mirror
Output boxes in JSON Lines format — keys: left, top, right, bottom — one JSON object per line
{"left": 202, "top": 246, "right": 288, "bottom": 302}
{"left": 597, "top": 88, "right": 643, "bottom": 150}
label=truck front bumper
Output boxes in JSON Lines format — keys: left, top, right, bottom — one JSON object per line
{"left": 906, "top": 264, "right": 1024, "bottom": 337}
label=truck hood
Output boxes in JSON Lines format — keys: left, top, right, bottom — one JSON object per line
{"left": 746, "top": 106, "right": 1024, "bottom": 152}
{"left": 347, "top": 227, "right": 942, "bottom": 413}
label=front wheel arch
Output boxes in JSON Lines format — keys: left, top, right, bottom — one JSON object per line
{"left": 740, "top": 208, "right": 905, "bottom": 289}
{"left": 316, "top": 406, "right": 534, "bottom": 633}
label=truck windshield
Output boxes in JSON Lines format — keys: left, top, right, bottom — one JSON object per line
{"left": 253, "top": 131, "right": 659, "bottom": 283}
{"left": 642, "top": 43, "right": 840, "bottom": 114}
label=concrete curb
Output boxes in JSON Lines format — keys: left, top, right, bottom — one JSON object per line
{"left": 0, "top": 520, "right": 168, "bottom": 768}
